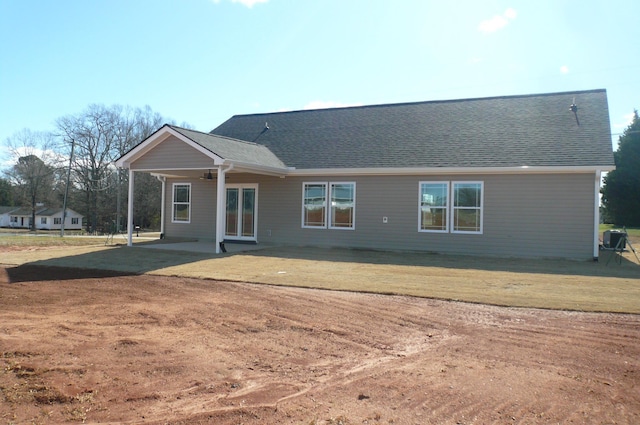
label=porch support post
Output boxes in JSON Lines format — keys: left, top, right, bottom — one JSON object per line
{"left": 127, "top": 169, "right": 135, "bottom": 247}
{"left": 157, "top": 176, "right": 166, "bottom": 237}
{"left": 593, "top": 170, "right": 602, "bottom": 261}
{"left": 215, "top": 166, "right": 226, "bottom": 254}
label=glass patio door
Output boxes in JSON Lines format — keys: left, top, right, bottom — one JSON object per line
{"left": 225, "top": 185, "right": 257, "bottom": 240}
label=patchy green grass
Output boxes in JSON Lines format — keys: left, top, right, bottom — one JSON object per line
{"left": 0, "top": 231, "right": 159, "bottom": 249}
{"left": 2, "top": 230, "right": 638, "bottom": 314}
{"left": 3, "top": 243, "right": 638, "bottom": 314}
{"left": 0, "top": 235, "right": 109, "bottom": 248}
{"left": 600, "top": 224, "right": 640, "bottom": 239}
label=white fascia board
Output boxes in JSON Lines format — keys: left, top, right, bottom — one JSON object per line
{"left": 115, "top": 126, "right": 224, "bottom": 168}
{"left": 129, "top": 167, "right": 216, "bottom": 174}
{"left": 286, "top": 165, "right": 615, "bottom": 177}
{"left": 227, "top": 161, "right": 290, "bottom": 177}
{"left": 137, "top": 163, "right": 288, "bottom": 178}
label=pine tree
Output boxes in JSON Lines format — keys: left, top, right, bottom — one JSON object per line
{"left": 601, "top": 110, "right": 640, "bottom": 226}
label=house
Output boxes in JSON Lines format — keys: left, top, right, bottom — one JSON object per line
{"left": 0, "top": 206, "right": 19, "bottom": 227}
{"left": 116, "top": 89, "right": 615, "bottom": 260}
{"left": 35, "top": 208, "right": 84, "bottom": 231}
{"left": 1, "top": 206, "right": 84, "bottom": 230}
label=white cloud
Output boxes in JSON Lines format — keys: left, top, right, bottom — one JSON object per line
{"left": 478, "top": 8, "right": 517, "bottom": 33}
{"left": 303, "top": 100, "right": 362, "bottom": 110}
{"left": 233, "top": 0, "right": 268, "bottom": 7}
{"left": 211, "top": 0, "right": 268, "bottom": 7}
{"left": 503, "top": 7, "right": 517, "bottom": 20}
{"left": 613, "top": 112, "right": 636, "bottom": 130}
{"left": 560, "top": 65, "right": 570, "bottom": 74}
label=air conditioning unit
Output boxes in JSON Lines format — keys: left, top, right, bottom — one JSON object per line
{"left": 603, "top": 230, "right": 626, "bottom": 250}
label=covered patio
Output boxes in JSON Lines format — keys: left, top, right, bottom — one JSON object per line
{"left": 114, "top": 125, "right": 289, "bottom": 254}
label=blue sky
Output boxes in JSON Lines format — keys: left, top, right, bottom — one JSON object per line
{"left": 1, "top": 0, "right": 638, "bottom": 163}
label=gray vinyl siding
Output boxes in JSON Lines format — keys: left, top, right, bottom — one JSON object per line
{"left": 252, "top": 173, "right": 595, "bottom": 259}
{"left": 162, "top": 172, "right": 596, "bottom": 259}
{"left": 131, "top": 136, "right": 216, "bottom": 170}
{"left": 163, "top": 178, "right": 217, "bottom": 240}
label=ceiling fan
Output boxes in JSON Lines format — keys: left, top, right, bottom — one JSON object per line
{"left": 200, "top": 169, "right": 214, "bottom": 180}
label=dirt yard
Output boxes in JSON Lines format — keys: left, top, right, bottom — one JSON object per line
{"left": 1, "top": 264, "right": 639, "bottom": 425}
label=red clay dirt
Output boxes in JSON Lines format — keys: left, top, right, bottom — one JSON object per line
{"left": 1, "top": 264, "right": 639, "bottom": 424}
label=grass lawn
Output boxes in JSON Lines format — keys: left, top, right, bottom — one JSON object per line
{"left": 0, "top": 231, "right": 159, "bottom": 248}
{"left": 600, "top": 224, "right": 640, "bottom": 238}
{"left": 0, "top": 235, "right": 108, "bottom": 248}
{"left": 1, "top": 232, "right": 639, "bottom": 314}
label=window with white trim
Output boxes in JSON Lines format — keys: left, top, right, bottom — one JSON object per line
{"left": 302, "top": 182, "right": 355, "bottom": 230}
{"left": 330, "top": 182, "right": 355, "bottom": 229}
{"left": 41, "top": 217, "right": 47, "bottom": 224}
{"left": 418, "top": 181, "right": 483, "bottom": 234}
{"left": 419, "top": 182, "right": 449, "bottom": 232}
{"left": 452, "top": 182, "right": 483, "bottom": 233}
{"left": 172, "top": 183, "right": 191, "bottom": 223}
{"left": 71, "top": 217, "right": 79, "bottom": 225}
{"left": 54, "top": 217, "right": 62, "bottom": 225}
{"left": 302, "top": 183, "right": 327, "bottom": 228}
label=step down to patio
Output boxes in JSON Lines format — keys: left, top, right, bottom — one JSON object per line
{"left": 222, "top": 240, "right": 258, "bottom": 245}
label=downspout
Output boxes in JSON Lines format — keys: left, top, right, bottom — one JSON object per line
{"left": 593, "top": 170, "right": 602, "bottom": 261}
{"left": 215, "top": 164, "right": 234, "bottom": 254}
{"left": 127, "top": 169, "right": 135, "bottom": 247}
{"left": 156, "top": 175, "right": 166, "bottom": 238}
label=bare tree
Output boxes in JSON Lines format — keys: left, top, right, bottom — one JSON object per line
{"left": 114, "top": 106, "right": 165, "bottom": 231}
{"left": 57, "top": 105, "right": 123, "bottom": 233}
{"left": 3, "top": 129, "right": 61, "bottom": 230}
{"left": 56, "top": 104, "right": 174, "bottom": 234}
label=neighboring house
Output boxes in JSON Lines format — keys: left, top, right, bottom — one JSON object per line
{"left": 1, "top": 206, "right": 83, "bottom": 230}
{"left": 4, "top": 207, "right": 40, "bottom": 229}
{"left": 116, "top": 89, "right": 615, "bottom": 260}
{"left": 35, "top": 208, "right": 84, "bottom": 230}
{"left": 0, "top": 206, "right": 19, "bottom": 227}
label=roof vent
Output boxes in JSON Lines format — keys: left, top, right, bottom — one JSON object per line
{"left": 252, "top": 122, "right": 270, "bottom": 142}
{"left": 569, "top": 97, "right": 579, "bottom": 125}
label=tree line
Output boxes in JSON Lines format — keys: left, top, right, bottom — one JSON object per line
{"left": 1, "top": 104, "right": 188, "bottom": 233}
{"left": 601, "top": 110, "right": 640, "bottom": 227}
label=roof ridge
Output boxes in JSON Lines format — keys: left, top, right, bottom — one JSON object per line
{"left": 227, "top": 89, "right": 607, "bottom": 119}
{"left": 170, "top": 124, "right": 266, "bottom": 147}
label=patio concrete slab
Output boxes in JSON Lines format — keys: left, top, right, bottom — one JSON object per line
{"left": 140, "top": 240, "right": 274, "bottom": 254}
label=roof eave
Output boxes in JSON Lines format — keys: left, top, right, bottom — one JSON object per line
{"left": 286, "top": 165, "right": 615, "bottom": 177}
{"left": 227, "top": 160, "right": 290, "bottom": 177}
{"left": 115, "top": 125, "right": 225, "bottom": 169}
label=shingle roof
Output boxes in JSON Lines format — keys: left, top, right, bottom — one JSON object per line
{"left": 8, "top": 207, "right": 47, "bottom": 216}
{"left": 169, "top": 126, "right": 287, "bottom": 170}
{"left": 0, "top": 206, "right": 19, "bottom": 214}
{"left": 3, "top": 207, "right": 82, "bottom": 217}
{"left": 37, "top": 208, "right": 63, "bottom": 216}
{"left": 211, "top": 89, "right": 614, "bottom": 169}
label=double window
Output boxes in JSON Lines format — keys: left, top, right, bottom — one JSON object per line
{"left": 302, "top": 182, "right": 355, "bottom": 229}
{"left": 54, "top": 217, "right": 62, "bottom": 225}
{"left": 419, "top": 181, "right": 483, "bottom": 234}
{"left": 172, "top": 183, "right": 191, "bottom": 223}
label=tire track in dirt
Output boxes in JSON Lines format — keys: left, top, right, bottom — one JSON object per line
{"left": 2, "top": 269, "right": 639, "bottom": 424}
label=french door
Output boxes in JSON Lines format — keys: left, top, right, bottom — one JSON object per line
{"left": 225, "top": 184, "right": 258, "bottom": 241}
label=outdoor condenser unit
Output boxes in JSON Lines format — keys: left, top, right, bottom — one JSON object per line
{"left": 603, "top": 230, "right": 627, "bottom": 250}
